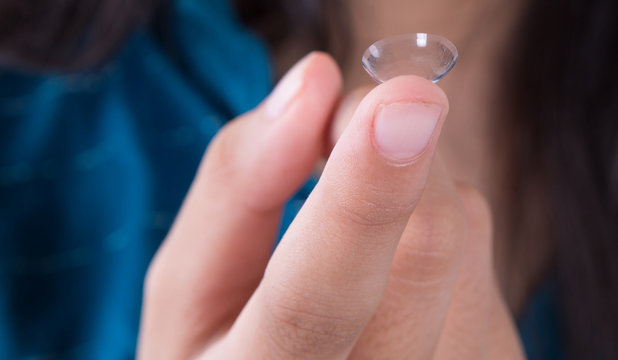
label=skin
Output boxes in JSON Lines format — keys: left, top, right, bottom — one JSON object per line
{"left": 138, "top": 53, "right": 524, "bottom": 359}
{"left": 343, "top": 0, "right": 547, "bottom": 312}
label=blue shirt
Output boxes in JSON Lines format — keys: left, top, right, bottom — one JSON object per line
{"left": 0, "top": 0, "right": 277, "bottom": 358}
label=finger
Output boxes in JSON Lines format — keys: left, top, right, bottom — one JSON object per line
{"left": 435, "top": 185, "right": 524, "bottom": 359}
{"left": 348, "top": 154, "right": 467, "bottom": 359}
{"left": 208, "top": 76, "right": 450, "bottom": 359}
{"left": 329, "top": 86, "right": 373, "bottom": 151}
{"left": 487, "top": 289, "right": 525, "bottom": 359}
{"left": 138, "top": 52, "right": 342, "bottom": 360}
{"left": 314, "top": 86, "right": 372, "bottom": 175}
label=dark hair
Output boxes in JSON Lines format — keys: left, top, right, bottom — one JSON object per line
{"left": 240, "top": 2, "right": 618, "bottom": 358}
{"left": 0, "top": 0, "right": 616, "bottom": 358}
{"left": 232, "top": 0, "right": 350, "bottom": 76}
{"left": 0, "top": 0, "right": 159, "bottom": 70}
{"left": 502, "top": 0, "right": 618, "bottom": 358}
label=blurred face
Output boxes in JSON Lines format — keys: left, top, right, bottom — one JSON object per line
{"left": 341, "top": 0, "right": 527, "bottom": 268}
{"left": 343, "top": 0, "right": 523, "bottom": 169}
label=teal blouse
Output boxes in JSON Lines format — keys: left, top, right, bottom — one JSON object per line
{"left": 0, "top": 0, "right": 278, "bottom": 358}
{"left": 0, "top": 0, "right": 560, "bottom": 358}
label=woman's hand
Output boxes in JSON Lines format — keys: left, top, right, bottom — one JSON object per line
{"left": 137, "top": 53, "right": 524, "bottom": 359}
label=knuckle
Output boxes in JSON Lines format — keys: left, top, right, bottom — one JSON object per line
{"left": 263, "top": 285, "right": 361, "bottom": 357}
{"left": 142, "top": 247, "right": 180, "bottom": 306}
{"left": 395, "top": 198, "right": 467, "bottom": 282}
{"left": 201, "top": 113, "right": 259, "bottom": 177}
{"left": 412, "top": 198, "right": 466, "bottom": 254}
{"left": 327, "top": 180, "right": 416, "bottom": 229}
{"left": 456, "top": 183, "right": 494, "bottom": 263}
{"left": 267, "top": 305, "right": 352, "bottom": 357}
{"left": 456, "top": 183, "right": 493, "bottom": 231}
{"left": 203, "top": 124, "right": 241, "bottom": 172}
{"left": 199, "top": 117, "right": 270, "bottom": 208}
{"left": 142, "top": 258, "right": 164, "bottom": 303}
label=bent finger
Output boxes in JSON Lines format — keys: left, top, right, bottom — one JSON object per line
{"left": 349, "top": 154, "right": 467, "bottom": 359}
{"left": 209, "top": 76, "right": 449, "bottom": 359}
{"left": 435, "top": 185, "right": 524, "bottom": 360}
{"left": 138, "top": 52, "right": 342, "bottom": 360}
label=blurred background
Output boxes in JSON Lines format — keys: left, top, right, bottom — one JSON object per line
{"left": 0, "top": 0, "right": 616, "bottom": 359}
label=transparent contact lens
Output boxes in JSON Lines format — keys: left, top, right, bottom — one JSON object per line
{"left": 362, "top": 33, "right": 458, "bottom": 84}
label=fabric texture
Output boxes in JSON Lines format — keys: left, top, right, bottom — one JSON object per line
{"left": 0, "top": 0, "right": 275, "bottom": 358}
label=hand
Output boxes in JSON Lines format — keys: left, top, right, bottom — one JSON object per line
{"left": 137, "top": 53, "right": 525, "bottom": 359}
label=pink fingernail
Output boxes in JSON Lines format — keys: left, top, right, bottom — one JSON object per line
{"left": 265, "top": 54, "right": 312, "bottom": 118}
{"left": 373, "top": 102, "right": 442, "bottom": 162}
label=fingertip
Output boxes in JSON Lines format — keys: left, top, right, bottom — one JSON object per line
{"left": 263, "top": 52, "right": 341, "bottom": 119}
{"left": 360, "top": 75, "right": 449, "bottom": 118}
{"left": 241, "top": 52, "right": 343, "bottom": 210}
{"left": 299, "top": 52, "right": 343, "bottom": 114}
{"left": 341, "top": 75, "right": 448, "bottom": 166}
{"left": 304, "top": 51, "right": 343, "bottom": 86}
{"left": 386, "top": 75, "right": 449, "bottom": 110}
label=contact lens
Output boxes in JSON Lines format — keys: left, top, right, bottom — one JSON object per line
{"left": 362, "top": 33, "right": 458, "bottom": 83}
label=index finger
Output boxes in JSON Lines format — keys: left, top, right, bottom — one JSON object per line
{"left": 206, "top": 76, "right": 449, "bottom": 359}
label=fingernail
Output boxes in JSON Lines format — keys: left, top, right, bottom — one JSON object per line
{"left": 373, "top": 102, "right": 442, "bottom": 162}
{"left": 265, "top": 54, "right": 312, "bottom": 118}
